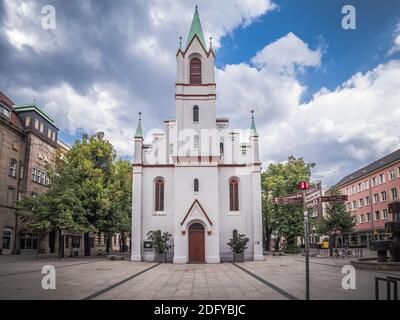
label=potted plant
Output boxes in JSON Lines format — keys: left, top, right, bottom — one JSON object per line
{"left": 227, "top": 232, "right": 249, "bottom": 262}
{"left": 147, "top": 230, "right": 172, "bottom": 263}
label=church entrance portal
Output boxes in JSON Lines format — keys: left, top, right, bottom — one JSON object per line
{"left": 188, "top": 223, "right": 205, "bottom": 263}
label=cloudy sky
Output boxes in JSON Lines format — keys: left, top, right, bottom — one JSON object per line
{"left": 1, "top": 0, "right": 400, "bottom": 186}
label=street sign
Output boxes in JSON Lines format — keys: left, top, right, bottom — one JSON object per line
{"left": 299, "top": 181, "right": 309, "bottom": 190}
{"left": 306, "top": 198, "right": 320, "bottom": 209}
{"left": 304, "top": 181, "right": 322, "bottom": 203}
{"left": 275, "top": 197, "right": 303, "bottom": 205}
{"left": 321, "top": 195, "right": 348, "bottom": 202}
{"left": 274, "top": 192, "right": 303, "bottom": 205}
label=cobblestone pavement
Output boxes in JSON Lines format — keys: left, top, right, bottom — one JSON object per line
{"left": 0, "top": 254, "right": 398, "bottom": 300}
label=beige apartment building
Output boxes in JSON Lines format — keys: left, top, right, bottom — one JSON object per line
{"left": 1, "top": 90, "right": 127, "bottom": 256}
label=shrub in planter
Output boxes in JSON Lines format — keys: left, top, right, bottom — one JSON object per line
{"left": 227, "top": 232, "right": 249, "bottom": 262}
{"left": 147, "top": 230, "right": 172, "bottom": 263}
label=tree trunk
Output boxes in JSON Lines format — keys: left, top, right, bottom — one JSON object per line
{"left": 265, "top": 237, "right": 271, "bottom": 252}
{"left": 58, "top": 229, "right": 64, "bottom": 258}
{"left": 329, "top": 234, "right": 334, "bottom": 257}
{"left": 84, "top": 232, "right": 91, "bottom": 256}
{"left": 274, "top": 236, "right": 281, "bottom": 252}
{"left": 106, "top": 235, "right": 112, "bottom": 253}
{"left": 121, "top": 233, "right": 127, "bottom": 252}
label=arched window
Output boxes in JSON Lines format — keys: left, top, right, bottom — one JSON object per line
{"left": 194, "top": 179, "right": 199, "bottom": 193}
{"left": 190, "top": 57, "right": 202, "bottom": 84}
{"left": 155, "top": 179, "right": 165, "bottom": 211}
{"left": 194, "top": 135, "right": 199, "bottom": 149}
{"left": 229, "top": 178, "right": 239, "bottom": 211}
{"left": 220, "top": 142, "right": 224, "bottom": 155}
{"left": 193, "top": 105, "right": 199, "bottom": 122}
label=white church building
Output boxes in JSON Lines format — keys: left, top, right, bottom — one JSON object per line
{"left": 131, "top": 7, "right": 263, "bottom": 263}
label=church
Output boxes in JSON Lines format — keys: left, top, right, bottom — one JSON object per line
{"left": 131, "top": 7, "right": 263, "bottom": 263}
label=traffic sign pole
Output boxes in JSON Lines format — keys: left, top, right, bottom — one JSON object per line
{"left": 301, "top": 186, "right": 310, "bottom": 301}
{"left": 303, "top": 204, "right": 310, "bottom": 300}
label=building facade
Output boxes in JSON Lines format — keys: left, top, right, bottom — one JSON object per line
{"left": 336, "top": 149, "right": 400, "bottom": 247}
{"left": 131, "top": 8, "right": 263, "bottom": 263}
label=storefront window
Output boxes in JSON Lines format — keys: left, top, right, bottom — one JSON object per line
{"left": 71, "top": 236, "right": 80, "bottom": 248}
{"left": 19, "top": 233, "right": 39, "bottom": 251}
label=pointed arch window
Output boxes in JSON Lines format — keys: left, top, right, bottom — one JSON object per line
{"left": 193, "top": 105, "right": 199, "bottom": 123}
{"left": 155, "top": 179, "right": 165, "bottom": 211}
{"left": 190, "top": 57, "right": 202, "bottom": 84}
{"left": 229, "top": 178, "right": 239, "bottom": 211}
{"left": 194, "top": 179, "right": 199, "bottom": 193}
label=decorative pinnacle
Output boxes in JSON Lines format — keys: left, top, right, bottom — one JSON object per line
{"left": 179, "top": 36, "right": 182, "bottom": 49}
{"left": 135, "top": 112, "right": 143, "bottom": 138}
{"left": 209, "top": 37, "right": 213, "bottom": 49}
{"left": 250, "top": 110, "right": 259, "bottom": 137}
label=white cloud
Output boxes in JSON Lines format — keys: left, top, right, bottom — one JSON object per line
{"left": 251, "top": 32, "right": 322, "bottom": 74}
{"left": 3, "top": 1, "right": 400, "bottom": 186}
{"left": 10, "top": 82, "right": 149, "bottom": 157}
{"left": 3, "top": 0, "right": 63, "bottom": 53}
{"left": 217, "top": 34, "right": 400, "bottom": 185}
{"left": 387, "top": 22, "right": 400, "bottom": 56}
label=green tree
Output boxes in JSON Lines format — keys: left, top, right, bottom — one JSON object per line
{"left": 316, "top": 187, "right": 356, "bottom": 256}
{"left": 261, "top": 156, "right": 315, "bottom": 253}
{"left": 18, "top": 132, "right": 132, "bottom": 256}
{"left": 97, "top": 159, "right": 132, "bottom": 252}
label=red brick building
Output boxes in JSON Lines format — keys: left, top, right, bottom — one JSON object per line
{"left": 336, "top": 149, "right": 400, "bottom": 247}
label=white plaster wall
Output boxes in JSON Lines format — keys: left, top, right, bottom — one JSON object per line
{"left": 141, "top": 167, "right": 175, "bottom": 262}
{"left": 218, "top": 166, "right": 256, "bottom": 261}
{"left": 173, "top": 166, "right": 220, "bottom": 263}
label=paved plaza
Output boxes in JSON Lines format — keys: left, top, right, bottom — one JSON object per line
{"left": 0, "top": 254, "right": 398, "bottom": 300}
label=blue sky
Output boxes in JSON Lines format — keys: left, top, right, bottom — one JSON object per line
{"left": 1, "top": 0, "right": 400, "bottom": 186}
{"left": 217, "top": 0, "right": 400, "bottom": 101}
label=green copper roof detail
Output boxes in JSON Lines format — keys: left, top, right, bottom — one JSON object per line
{"left": 251, "top": 110, "right": 259, "bottom": 137}
{"left": 135, "top": 112, "right": 143, "bottom": 138}
{"left": 14, "top": 102, "right": 55, "bottom": 123}
{"left": 186, "top": 6, "right": 206, "bottom": 49}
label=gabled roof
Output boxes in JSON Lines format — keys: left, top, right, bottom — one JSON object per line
{"left": 186, "top": 6, "right": 206, "bottom": 50}
{"left": 336, "top": 148, "right": 400, "bottom": 187}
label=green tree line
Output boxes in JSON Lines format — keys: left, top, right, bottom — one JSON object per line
{"left": 261, "top": 156, "right": 355, "bottom": 253}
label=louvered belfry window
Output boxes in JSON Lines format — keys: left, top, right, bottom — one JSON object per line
{"left": 229, "top": 179, "right": 239, "bottom": 211}
{"left": 190, "top": 57, "right": 202, "bottom": 84}
{"left": 155, "top": 179, "right": 164, "bottom": 211}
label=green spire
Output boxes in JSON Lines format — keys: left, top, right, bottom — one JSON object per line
{"left": 186, "top": 5, "right": 206, "bottom": 49}
{"left": 135, "top": 112, "right": 143, "bottom": 138}
{"left": 251, "top": 110, "right": 259, "bottom": 137}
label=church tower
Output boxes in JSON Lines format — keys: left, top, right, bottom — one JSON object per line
{"left": 131, "top": 6, "right": 263, "bottom": 264}
{"left": 175, "top": 6, "right": 217, "bottom": 158}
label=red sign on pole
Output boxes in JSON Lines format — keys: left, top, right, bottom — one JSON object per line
{"left": 299, "top": 181, "right": 309, "bottom": 190}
